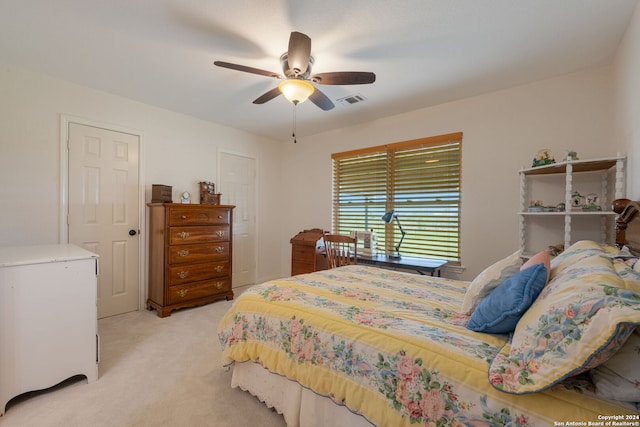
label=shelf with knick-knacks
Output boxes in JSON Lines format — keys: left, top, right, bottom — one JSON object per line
{"left": 518, "top": 154, "right": 626, "bottom": 258}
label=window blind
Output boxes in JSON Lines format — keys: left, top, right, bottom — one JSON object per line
{"left": 332, "top": 133, "right": 461, "bottom": 262}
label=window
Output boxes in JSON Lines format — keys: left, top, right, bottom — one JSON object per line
{"left": 331, "top": 132, "right": 461, "bottom": 263}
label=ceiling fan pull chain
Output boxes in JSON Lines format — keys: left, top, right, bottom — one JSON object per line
{"left": 292, "top": 105, "right": 297, "bottom": 143}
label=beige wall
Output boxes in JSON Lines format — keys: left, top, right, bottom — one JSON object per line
{"left": 0, "top": 65, "right": 285, "bottom": 283}
{"left": 279, "top": 66, "right": 621, "bottom": 280}
{"left": 614, "top": 2, "right": 640, "bottom": 200}
{"left": 1, "top": 30, "right": 637, "bottom": 285}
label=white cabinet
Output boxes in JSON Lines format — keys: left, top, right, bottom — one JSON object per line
{"left": 518, "top": 155, "right": 625, "bottom": 257}
{"left": 0, "top": 244, "right": 99, "bottom": 415}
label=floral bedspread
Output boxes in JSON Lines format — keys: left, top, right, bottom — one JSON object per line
{"left": 218, "top": 266, "right": 632, "bottom": 427}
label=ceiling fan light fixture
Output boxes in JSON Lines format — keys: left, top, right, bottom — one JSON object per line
{"left": 278, "top": 79, "right": 315, "bottom": 105}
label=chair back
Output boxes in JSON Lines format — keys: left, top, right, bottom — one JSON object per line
{"left": 323, "top": 234, "right": 357, "bottom": 269}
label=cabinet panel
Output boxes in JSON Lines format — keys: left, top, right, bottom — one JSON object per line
{"left": 292, "top": 263, "right": 315, "bottom": 276}
{"left": 292, "top": 245, "right": 317, "bottom": 262}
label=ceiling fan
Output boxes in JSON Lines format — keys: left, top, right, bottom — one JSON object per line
{"left": 214, "top": 31, "right": 376, "bottom": 111}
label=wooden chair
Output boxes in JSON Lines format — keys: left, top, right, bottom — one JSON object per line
{"left": 323, "top": 234, "right": 357, "bottom": 269}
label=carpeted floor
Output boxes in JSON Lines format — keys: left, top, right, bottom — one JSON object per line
{"left": 0, "top": 289, "right": 287, "bottom": 427}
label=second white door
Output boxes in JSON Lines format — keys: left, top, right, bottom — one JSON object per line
{"left": 219, "top": 152, "right": 257, "bottom": 288}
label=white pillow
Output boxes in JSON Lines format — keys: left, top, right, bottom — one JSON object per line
{"left": 590, "top": 329, "right": 640, "bottom": 402}
{"left": 461, "top": 250, "right": 522, "bottom": 314}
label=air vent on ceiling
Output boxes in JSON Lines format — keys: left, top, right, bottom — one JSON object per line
{"left": 336, "top": 94, "right": 367, "bottom": 106}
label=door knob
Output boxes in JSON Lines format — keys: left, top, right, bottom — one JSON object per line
{"left": 129, "top": 229, "right": 137, "bottom": 236}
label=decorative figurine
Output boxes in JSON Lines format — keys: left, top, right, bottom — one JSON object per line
{"left": 528, "top": 200, "right": 544, "bottom": 212}
{"left": 199, "top": 181, "right": 221, "bottom": 205}
{"left": 583, "top": 193, "right": 601, "bottom": 211}
{"left": 566, "top": 150, "right": 579, "bottom": 161}
{"left": 548, "top": 244, "right": 564, "bottom": 257}
{"left": 532, "top": 149, "right": 556, "bottom": 167}
{"left": 180, "top": 191, "right": 191, "bottom": 204}
{"left": 571, "top": 191, "right": 584, "bottom": 210}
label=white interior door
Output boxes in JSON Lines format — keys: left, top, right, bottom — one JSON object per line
{"left": 219, "top": 152, "right": 257, "bottom": 288}
{"left": 68, "top": 123, "right": 140, "bottom": 318}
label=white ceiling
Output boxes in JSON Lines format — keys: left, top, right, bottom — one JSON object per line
{"left": 0, "top": 0, "right": 637, "bottom": 141}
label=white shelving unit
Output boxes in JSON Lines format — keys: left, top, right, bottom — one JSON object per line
{"left": 518, "top": 155, "right": 625, "bottom": 257}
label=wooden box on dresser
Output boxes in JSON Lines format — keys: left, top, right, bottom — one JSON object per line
{"left": 147, "top": 203, "right": 235, "bottom": 317}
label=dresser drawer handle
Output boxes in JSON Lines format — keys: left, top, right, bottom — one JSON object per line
{"left": 177, "top": 289, "right": 188, "bottom": 298}
{"left": 215, "top": 281, "right": 224, "bottom": 289}
{"left": 178, "top": 231, "right": 190, "bottom": 239}
{"left": 217, "top": 215, "right": 223, "bottom": 219}
{"left": 216, "top": 230, "right": 225, "bottom": 237}
{"left": 215, "top": 246, "right": 224, "bottom": 254}
{"left": 181, "top": 215, "right": 187, "bottom": 219}
{"left": 177, "top": 271, "right": 189, "bottom": 279}
{"left": 177, "top": 249, "right": 190, "bottom": 257}
{"left": 214, "top": 265, "right": 224, "bottom": 273}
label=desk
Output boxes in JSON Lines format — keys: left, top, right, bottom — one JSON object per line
{"left": 357, "top": 254, "right": 447, "bottom": 276}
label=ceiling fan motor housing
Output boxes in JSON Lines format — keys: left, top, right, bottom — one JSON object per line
{"left": 280, "top": 53, "right": 314, "bottom": 79}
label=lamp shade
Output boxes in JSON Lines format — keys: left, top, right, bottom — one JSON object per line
{"left": 381, "top": 209, "right": 406, "bottom": 258}
{"left": 381, "top": 210, "right": 395, "bottom": 223}
{"left": 278, "top": 79, "right": 315, "bottom": 104}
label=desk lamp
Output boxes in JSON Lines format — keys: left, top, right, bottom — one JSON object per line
{"left": 381, "top": 209, "right": 406, "bottom": 258}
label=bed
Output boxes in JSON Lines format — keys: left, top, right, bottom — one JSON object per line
{"left": 218, "top": 199, "right": 640, "bottom": 426}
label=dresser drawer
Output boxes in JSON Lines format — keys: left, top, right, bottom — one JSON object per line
{"left": 291, "top": 262, "right": 315, "bottom": 276}
{"left": 169, "top": 225, "right": 230, "bottom": 245}
{"left": 168, "top": 277, "right": 231, "bottom": 305}
{"left": 169, "top": 207, "right": 230, "bottom": 226}
{"left": 168, "top": 242, "right": 230, "bottom": 264}
{"left": 168, "top": 261, "right": 230, "bottom": 285}
{"left": 292, "top": 245, "right": 319, "bottom": 262}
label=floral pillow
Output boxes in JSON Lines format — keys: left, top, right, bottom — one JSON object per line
{"left": 461, "top": 250, "right": 522, "bottom": 315}
{"left": 467, "top": 263, "right": 548, "bottom": 334}
{"left": 520, "top": 249, "right": 551, "bottom": 283}
{"left": 488, "top": 241, "right": 640, "bottom": 394}
{"left": 549, "top": 240, "right": 610, "bottom": 277}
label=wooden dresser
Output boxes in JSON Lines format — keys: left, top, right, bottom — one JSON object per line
{"left": 290, "top": 228, "right": 327, "bottom": 275}
{"left": 147, "top": 203, "right": 235, "bottom": 317}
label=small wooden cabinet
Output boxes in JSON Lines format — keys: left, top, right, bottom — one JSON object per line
{"left": 290, "top": 228, "right": 327, "bottom": 275}
{"left": 147, "top": 203, "right": 235, "bottom": 317}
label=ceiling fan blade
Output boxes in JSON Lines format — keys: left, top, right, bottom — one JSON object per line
{"left": 214, "top": 61, "right": 282, "bottom": 79}
{"left": 309, "top": 87, "right": 335, "bottom": 111}
{"left": 253, "top": 87, "right": 282, "bottom": 104}
{"left": 311, "top": 72, "right": 376, "bottom": 85}
{"left": 287, "top": 32, "right": 311, "bottom": 75}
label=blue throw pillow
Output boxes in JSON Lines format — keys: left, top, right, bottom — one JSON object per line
{"left": 466, "top": 263, "right": 547, "bottom": 334}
